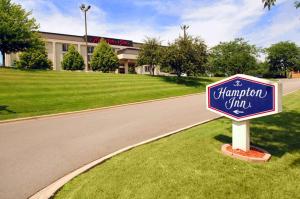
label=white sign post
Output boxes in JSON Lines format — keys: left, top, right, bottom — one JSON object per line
{"left": 232, "top": 120, "right": 250, "bottom": 151}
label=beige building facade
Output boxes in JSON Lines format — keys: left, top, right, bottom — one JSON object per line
{"left": 5, "top": 32, "right": 158, "bottom": 74}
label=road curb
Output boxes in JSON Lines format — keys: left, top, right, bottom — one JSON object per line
{"left": 28, "top": 117, "right": 220, "bottom": 199}
{"left": 282, "top": 89, "right": 300, "bottom": 96}
{"left": 0, "top": 92, "right": 203, "bottom": 125}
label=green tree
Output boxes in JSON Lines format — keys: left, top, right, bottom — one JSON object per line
{"left": 16, "top": 36, "right": 52, "bottom": 69}
{"left": 247, "top": 61, "right": 270, "bottom": 77}
{"left": 160, "top": 42, "right": 184, "bottom": 77}
{"left": 263, "top": 0, "right": 300, "bottom": 9}
{"left": 265, "top": 41, "right": 300, "bottom": 77}
{"left": 178, "top": 36, "right": 207, "bottom": 76}
{"left": 137, "top": 37, "right": 161, "bottom": 75}
{"left": 61, "top": 45, "right": 84, "bottom": 70}
{"left": 90, "top": 40, "right": 119, "bottom": 72}
{"left": 208, "top": 38, "right": 259, "bottom": 76}
{"left": 161, "top": 36, "right": 208, "bottom": 77}
{"left": 0, "top": 0, "right": 39, "bottom": 66}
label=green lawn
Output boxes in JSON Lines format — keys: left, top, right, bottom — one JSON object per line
{"left": 0, "top": 68, "right": 218, "bottom": 121}
{"left": 54, "top": 91, "right": 300, "bottom": 199}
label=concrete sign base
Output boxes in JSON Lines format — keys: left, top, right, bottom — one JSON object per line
{"left": 221, "top": 144, "right": 271, "bottom": 163}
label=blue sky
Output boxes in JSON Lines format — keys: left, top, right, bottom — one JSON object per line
{"left": 12, "top": 0, "right": 300, "bottom": 47}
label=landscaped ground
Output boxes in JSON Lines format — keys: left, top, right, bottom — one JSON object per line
{"left": 55, "top": 91, "right": 300, "bottom": 199}
{"left": 0, "top": 68, "right": 218, "bottom": 121}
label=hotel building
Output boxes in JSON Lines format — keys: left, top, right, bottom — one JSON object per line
{"left": 4, "top": 31, "right": 159, "bottom": 74}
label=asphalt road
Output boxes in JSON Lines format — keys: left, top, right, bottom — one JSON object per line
{"left": 0, "top": 78, "right": 299, "bottom": 199}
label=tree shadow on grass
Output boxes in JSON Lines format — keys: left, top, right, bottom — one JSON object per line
{"left": 158, "top": 76, "right": 214, "bottom": 88}
{"left": 0, "top": 105, "right": 16, "bottom": 114}
{"left": 291, "top": 158, "right": 300, "bottom": 167}
{"left": 214, "top": 111, "right": 300, "bottom": 158}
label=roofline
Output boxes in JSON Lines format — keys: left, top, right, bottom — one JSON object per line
{"left": 117, "top": 47, "right": 140, "bottom": 53}
{"left": 38, "top": 31, "right": 141, "bottom": 44}
{"left": 38, "top": 31, "right": 83, "bottom": 39}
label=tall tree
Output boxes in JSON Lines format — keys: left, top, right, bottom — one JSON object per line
{"left": 160, "top": 42, "right": 184, "bottom": 77}
{"left": 208, "top": 38, "right": 259, "bottom": 76}
{"left": 90, "top": 40, "right": 119, "bottom": 72}
{"left": 137, "top": 37, "right": 161, "bottom": 76}
{"left": 161, "top": 36, "right": 207, "bottom": 77}
{"left": 262, "top": 0, "right": 300, "bottom": 9}
{"left": 265, "top": 41, "right": 300, "bottom": 77}
{"left": 0, "top": 0, "right": 39, "bottom": 66}
{"left": 262, "top": 0, "right": 276, "bottom": 10}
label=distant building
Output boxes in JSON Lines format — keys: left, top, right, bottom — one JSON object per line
{"left": 291, "top": 71, "right": 300, "bottom": 78}
{"left": 4, "top": 31, "right": 160, "bottom": 75}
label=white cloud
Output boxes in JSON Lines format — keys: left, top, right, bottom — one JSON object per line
{"left": 171, "top": 0, "right": 265, "bottom": 46}
{"left": 14, "top": 0, "right": 108, "bottom": 36}
{"left": 246, "top": 1, "right": 300, "bottom": 47}
{"left": 12, "top": 0, "right": 300, "bottom": 48}
{"left": 119, "top": 0, "right": 272, "bottom": 46}
{"left": 14, "top": 0, "right": 161, "bottom": 42}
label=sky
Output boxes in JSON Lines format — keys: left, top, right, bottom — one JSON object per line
{"left": 11, "top": 0, "right": 300, "bottom": 48}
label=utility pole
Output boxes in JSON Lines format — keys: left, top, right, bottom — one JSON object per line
{"left": 180, "top": 25, "right": 189, "bottom": 39}
{"left": 80, "top": 4, "right": 91, "bottom": 71}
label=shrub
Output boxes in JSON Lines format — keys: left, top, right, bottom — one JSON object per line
{"left": 90, "top": 40, "right": 119, "bottom": 72}
{"left": 61, "top": 45, "right": 84, "bottom": 70}
{"left": 128, "top": 65, "right": 137, "bottom": 74}
{"left": 16, "top": 40, "right": 52, "bottom": 70}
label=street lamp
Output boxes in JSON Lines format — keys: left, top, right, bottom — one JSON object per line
{"left": 80, "top": 4, "right": 91, "bottom": 71}
{"left": 180, "top": 24, "right": 189, "bottom": 39}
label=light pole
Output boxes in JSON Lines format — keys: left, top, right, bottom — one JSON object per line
{"left": 80, "top": 4, "right": 91, "bottom": 71}
{"left": 180, "top": 24, "right": 189, "bottom": 39}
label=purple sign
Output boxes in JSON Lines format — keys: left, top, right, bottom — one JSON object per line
{"left": 206, "top": 74, "right": 282, "bottom": 121}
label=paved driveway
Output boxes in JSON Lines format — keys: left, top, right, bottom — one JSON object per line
{"left": 0, "top": 78, "right": 299, "bottom": 199}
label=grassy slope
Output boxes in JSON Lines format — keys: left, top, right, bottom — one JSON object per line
{"left": 0, "top": 68, "right": 217, "bottom": 121}
{"left": 55, "top": 91, "right": 300, "bottom": 199}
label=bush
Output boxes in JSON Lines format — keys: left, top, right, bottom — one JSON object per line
{"left": 90, "top": 40, "right": 119, "bottom": 72}
{"left": 61, "top": 45, "right": 84, "bottom": 70}
{"left": 16, "top": 49, "right": 52, "bottom": 70}
{"left": 128, "top": 65, "right": 137, "bottom": 74}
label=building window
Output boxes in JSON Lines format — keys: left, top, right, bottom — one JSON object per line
{"left": 87, "top": 46, "right": 94, "bottom": 54}
{"left": 62, "top": 43, "right": 69, "bottom": 52}
{"left": 145, "top": 65, "right": 150, "bottom": 72}
{"left": 88, "top": 55, "right": 92, "bottom": 62}
{"left": 87, "top": 46, "right": 94, "bottom": 63}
